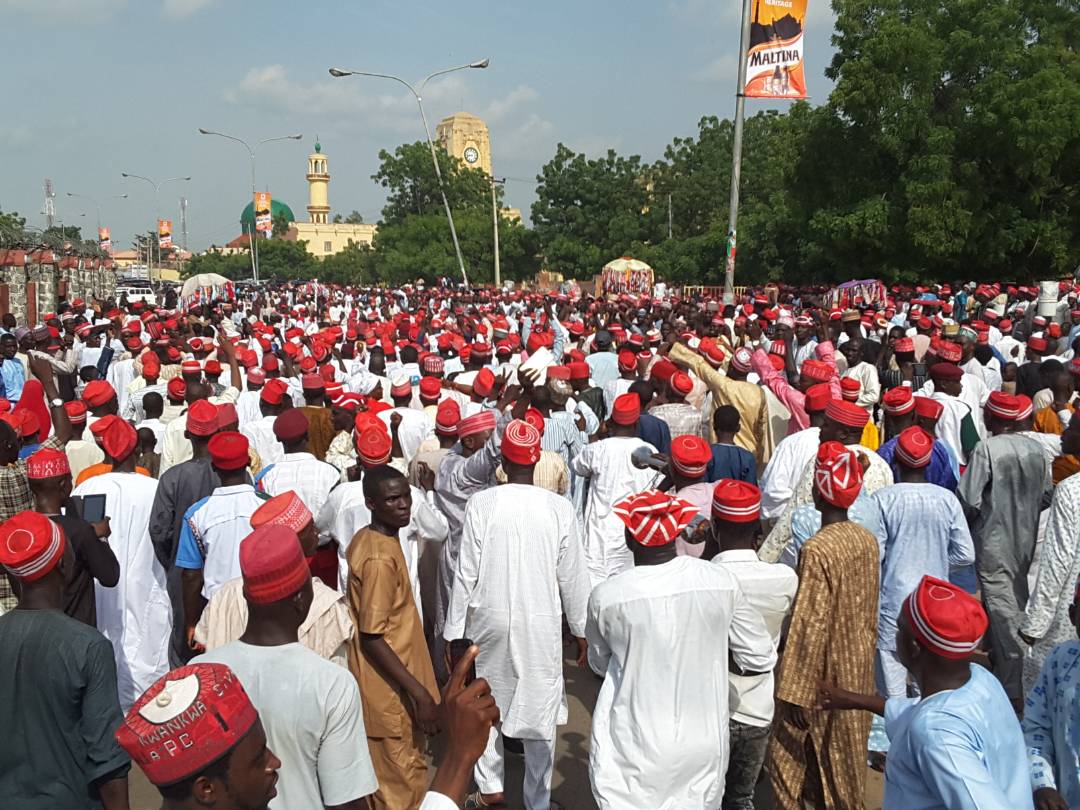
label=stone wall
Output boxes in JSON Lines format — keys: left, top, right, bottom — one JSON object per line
{"left": 0, "top": 249, "right": 117, "bottom": 326}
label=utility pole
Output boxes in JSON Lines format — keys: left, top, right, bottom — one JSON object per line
{"left": 490, "top": 176, "right": 505, "bottom": 288}
{"left": 180, "top": 197, "right": 188, "bottom": 251}
{"left": 724, "top": 0, "right": 753, "bottom": 303}
{"left": 42, "top": 179, "right": 55, "bottom": 229}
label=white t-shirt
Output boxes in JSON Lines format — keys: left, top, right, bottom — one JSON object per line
{"left": 196, "top": 641, "right": 377, "bottom": 808}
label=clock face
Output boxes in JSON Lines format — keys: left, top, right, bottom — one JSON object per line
{"left": 463, "top": 146, "right": 479, "bottom": 165}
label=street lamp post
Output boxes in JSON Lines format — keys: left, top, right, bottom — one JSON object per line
{"left": 490, "top": 176, "right": 505, "bottom": 288}
{"left": 65, "top": 192, "right": 128, "bottom": 233}
{"left": 121, "top": 173, "right": 190, "bottom": 278}
{"left": 329, "top": 59, "right": 490, "bottom": 288}
{"left": 198, "top": 129, "right": 302, "bottom": 284}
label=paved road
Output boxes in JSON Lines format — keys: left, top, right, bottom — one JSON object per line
{"left": 129, "top": 644, "right": 885, "bottom": 808}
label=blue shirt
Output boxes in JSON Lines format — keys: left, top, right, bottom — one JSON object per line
{"left": 1024, "top": 640, "right": 1080, "bottom": 807}
{"left": 785, "top": 494, "right": 885, "bottom": 568}
{"left": 706, "top": 443, "right": 757, "bottom": 485}
{"left": 0, "top": 359, "right": 19, "bottom": 402}
{"left": 585, "top": 351, "right": 620, "bottom": 390}
{"left": 868, "top": 484, "right": 975, "bottom": 651}
{"left": 636, "top": 413, "right": 671, "bottom": 456}
{"left": 877, "top": 437, "right": 959, "bottom": 491}
{"left": 884, "top": 664, "right": 1032, "bottom": 810}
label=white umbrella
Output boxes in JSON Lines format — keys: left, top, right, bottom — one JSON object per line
{"left": 602, "top": 256, "right": 653, "bottom": 274}
{"left": 181, "top": 273, "right": 230, "bottom": 299}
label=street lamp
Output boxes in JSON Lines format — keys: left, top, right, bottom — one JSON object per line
{"left": 198, "top": 129, "right": 302, "bottom": 284}
{"left": 121, "top": 173, "right": 190, "bottom": 277}
{"left": 65, "top": 191, "right": 128, "bottom": 232}
{"left": 56, "top": 213, "right": 86, "bottom": 243}
{"left": 328, "top": 59, "right": 491, "bottom": 288}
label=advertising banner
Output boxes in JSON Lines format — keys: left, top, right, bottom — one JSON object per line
{"left": 158, "top": 219, "right": 173, "bottom": 249}
{"left": 743, "top": 0, "right": 809, "bottom": 99}
{"left": 98, "top": 227, "right": 111, "bottom": 253}
{"left": 254, "top": 192, "right": 272, "bottom": 234}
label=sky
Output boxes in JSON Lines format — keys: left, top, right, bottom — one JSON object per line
{"left": 0, "top": 0, "right": 838, "bottom": 252}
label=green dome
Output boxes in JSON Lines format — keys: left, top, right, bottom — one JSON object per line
{"left": 240, "top": 199, "right": 296, "bottom": 231}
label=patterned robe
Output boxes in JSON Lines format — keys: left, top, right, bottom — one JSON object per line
{"left": 1022, "top": 474, "right": 1080, "bottom": 695}
{"left": 768, "top": 521, "right": 879, "bottom": 810}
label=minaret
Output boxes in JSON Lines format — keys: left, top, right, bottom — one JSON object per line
{"left": 306, "top": 140, "right": 330, "bottom": 225}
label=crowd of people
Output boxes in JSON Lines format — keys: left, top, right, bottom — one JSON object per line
{"left": 2, "top": 277, "right": 1080, "bottom": 809}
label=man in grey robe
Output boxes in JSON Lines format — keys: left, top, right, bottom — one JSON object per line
{"left": 958, "top": 399, "right": 1052, "bottom": 707}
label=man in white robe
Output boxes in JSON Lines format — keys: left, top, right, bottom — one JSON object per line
{"left": 586, "top": 488, "right": 775, "bottom": 809}
{"left": 445, "top": 420, "right": 591, "bottom": 810}
{"left": 570, "top": 393, "right": 659, "bottom": 586}
{"left": 758, "top": 385, "right": 831, "bottom": 521}
{"left": 73, "top": 427, "right": 169, "bottom": 710}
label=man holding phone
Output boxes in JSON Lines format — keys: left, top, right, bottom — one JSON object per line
{"left": 26, "top": 447, "right": 118, "bottom": 627}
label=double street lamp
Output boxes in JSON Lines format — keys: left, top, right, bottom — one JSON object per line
{"left": 121, "top": 173, "right": 190, "bottom": 274}
{"left": 65, "top": 192, "right": 128, "bottom": 233}
{"left": 198, "top": 129, "right": 303, "bottom": 284}
{"left": 328, "top": 59, "right": 490, "bottom": 288}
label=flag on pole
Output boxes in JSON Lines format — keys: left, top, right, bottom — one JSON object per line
{"left": 98, "top": 227, "right": 111, "bottom": 253}
{"left": 743, "top": 0, "right": 809, "bottom": 99}
{"left": 254, "top": 192, "right": 272, "bottom": 234}
{"left": 158, "top": 219, "right": 173, "bottom": 249}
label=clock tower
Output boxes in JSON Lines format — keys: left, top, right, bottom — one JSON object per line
{"left": 435, "top": 112, "right": 492, "bottom": 175}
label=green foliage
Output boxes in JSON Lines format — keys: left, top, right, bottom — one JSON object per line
{"left": 373, "top": 141, "right": 498, "bottom": 225}
{"left": 531, "top": 145, "right": 661, "bottom": 281}
{"left": 44, "top": 224, "right": 82, "bottom": 242}
{"left": 344, "top": 210, "right": 365, "bottom": 224}
{"left": 0, "top": 209, "right": 26, "bottom": 232}
{"left": 366, "top": 211, "right": 538, "bottom": 286}
{"left": 529, "top": 0, "right": 1080, "bottom": 285}
{"left": 271, "top": 211, "right": 291, "bottom": 239}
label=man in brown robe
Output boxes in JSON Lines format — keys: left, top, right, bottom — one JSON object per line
{"left": 768, "top": 441, "right": 880, "bottom": 809}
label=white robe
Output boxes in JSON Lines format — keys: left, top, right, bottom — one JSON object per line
{"left": 570, "top": 436, "right": 660, "bottom": 586}
{"left": 759, "top": 427, "right": 821, "bottom": 521}
{"left": 444, "top": 484, "right": 590, "bottom": 739}
{"left": 74, "top": 471, "right": 170, "bottom": 711}
{"left": 586, "top": 557, "right": 776, "bottom": 809}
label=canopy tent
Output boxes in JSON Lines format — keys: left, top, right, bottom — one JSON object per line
{"left": 601, "top": 257, "right": 654, "bottom": 296}
{"left": 823, "top": 279, "right": 887, "bottom": 310}
{"left": 181, "top": 273, "right": 234, "bottom": 306}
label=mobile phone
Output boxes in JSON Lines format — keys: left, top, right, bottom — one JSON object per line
{"left": 448, "top": 638, "right": 476, "bottom": 686}
{"left": 82, "top": 493, "right": 107, "bottom": 524}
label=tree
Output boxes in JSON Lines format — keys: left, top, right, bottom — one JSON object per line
{"left": 367, "top": 211, "right": 538, "bottom": 286}
{"left": 0, "top": 209, "right": 26, "bottom": 233}
{"left": 344, "top": 210, "right": 365, "bottom": 224}
{"left": 531, "top": 145, "right": 662, "bottom": 281}
{"left": 271, "top": 210, "right": 291, "bottom": 239}
{"left": 785, "top": 0, "right": 1080, "bottom": 282}
{"left": 373, "top": 141, "right": 496, "bottom": 225}
{"left": 44, "top": 224, "right": 83, "bottom": 242}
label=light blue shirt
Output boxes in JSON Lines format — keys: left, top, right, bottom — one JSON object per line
{"left": 1024, "top": 640, "right": 1080, "bottom": 806}
{"left": 869, "top": 484, "right": 975, "bottom": 652}
{"left": 1, "top": 358, "right": 24, "bottom": 403}
{"left": 783, "top": 493, "right": 885, "bottom": 568}
{"left": 585, "top": 350, "right": 620, "bottom": 390}
{"left": 884, "top": 664, "right": 1032, "bottom": 810}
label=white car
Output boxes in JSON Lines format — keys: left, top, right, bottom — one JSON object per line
{"left": 116, "top": 284, "right": 157, "bottom": 306}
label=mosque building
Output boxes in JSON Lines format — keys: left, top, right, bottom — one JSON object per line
{"left": 218, "top": 114, "right": 517, "bottom": 259}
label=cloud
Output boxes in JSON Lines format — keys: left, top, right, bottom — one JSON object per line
{"left": 492, "top": 112, "right": 556, "bottom": 163}
{"left": 691, "top": 55, "right": 738, "bottom": 83}
{"left": 223, "top": 64, "right": 469, "bottom": 136}
{"left": 482, "top": 85, "right": 539, "bottom": 124}
{"left": 0, "top": 0, "right": 126, "bottom": 22}
{"left": 0, "top": 125, "right": 32, "bottom": 149}
{"left": 162, "top": 0, "right": 216, "bottom": 18}
{"left": 668, "top": 0, "right": 739, "bottom": 26}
